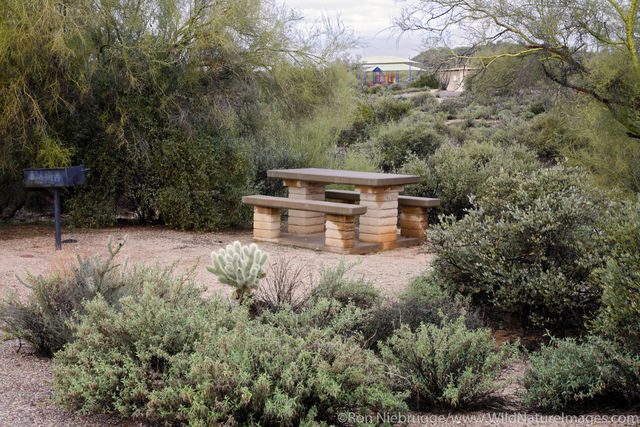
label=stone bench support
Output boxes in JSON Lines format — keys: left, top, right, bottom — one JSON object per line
{"left": 242, "top": 195, "right": 367, "bottom": 250}
{"left": 399, "top": 206, "right": 428, "bottom": 238}
{"left": 325, "top": 214, "right": 357, "bottom": 248}
{"left": 252, "top": 206, "right": 282, "bottom": 240}
{"left": 355, "top": 185, "right": 403, "bottom": 250}
{"left": 283, "top": 179, "right": 326, "bottom": 235}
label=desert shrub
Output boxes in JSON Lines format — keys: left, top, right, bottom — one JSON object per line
{"left": 1, "top": 0, "right": 359, "bottom": 230}
{"left": 0, "top": 237, "right": 129, "bottom": 356}
{"left": 590, "top": 198, "right": 640, "bottom": 354}
{"left": 311, "top": 260, "right": 383, "bottom": 311}
{"left": 152, "top": 132, "right": 253, "bottom": 230}
{"left": 260, "top": 296, "right": 372, "bottom": 342}
{"left": 411, "top": 92, "right": 439, "bottom": 112}
{"left": 435, "top": 97, "right": 467, "bottom": 118}
{"left": 522, "top": 336, "right": 640, "bottom": 411}
{"left": 372, "top": 96, "right": 412, "bottom": 122}
{"left": 410, "top": 73, "right": 440, "bottom": 89}
{"left": 254, "top": 255, "right": 313, "bottom": 313}
{"left": 400, "top": 141, "right": 539, "bottom": 219}
{"left": 362, "top": 273, "right": 483, "bottom": 347}
{"left": 524, "top": 112, "right": 589, "bottom": 159}
{"left": 488, "top": 118, "right": 534, "bottom": 148}
{"left": 461, "top": 105, "right": 492, "bottom": 120}
{"left": 380, "top": 315, "right": 519, "bottom": 409}
{"left": 371, "top": 115, "right": 446, "bottom": 172}
{"left": 53, "top": 280, "right": 407, "bottom": 425}
{"left": 529, "top": 101, "right": 546, "bottom": 115}
{"left": 429, "top": 166, "right": 612, "bottom": 329}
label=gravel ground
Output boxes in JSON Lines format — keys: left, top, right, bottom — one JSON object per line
{"left": 0, "top": 224, "right": 432, "bottom": 301}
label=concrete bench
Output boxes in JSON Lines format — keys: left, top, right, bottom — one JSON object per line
{"left": 241, "top": 195, "right": 367, "bottom": 249}
{"left": 324, "top": 190, "right": 440, "bottom": 238}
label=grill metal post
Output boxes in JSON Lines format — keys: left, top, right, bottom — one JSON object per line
{"left": 54, "top": 189, "right": 61, "bottom": 250}
{"left": 24, "top": 166, "right": 88, "bottom": 250}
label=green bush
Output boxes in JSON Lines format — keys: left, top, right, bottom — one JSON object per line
{"left": 411, "top": 92, "right": 439, "bottom": 112}
{"left": 522, "top": 336, "right": 640, "bottom": 411}
{"left": 590, "top": 198, "right": 640, "bottom": 354}
{"left": 1, "top": 0, "right": 360, "bottom": 229}
{"left": 524, "top": 113, "right": 588, "bottom": 159}
{"left": 311, "top": 260, "right": 383, "bottom": 311}
{"left": 380, "top": 315, "right": 518, "bottom": 409}
{"left": 428, "top": 166, "right": 612, "bottom": 329}
{"left": 435, "top": 97, "right": 467, "bottom": 119}
{"left": 400, "top": 141, "right": 539, "bottom": 219}
{"left": 362, "top": 273, "right": 482, "bottom": 347}
{"left": 0, "top": 237, "right": 129, "bottom": 356}
{"left": 53, "top": 279, "right": 407, "bottom": 425}
{"left": 153, "top": 132, "right": 252, "bottom": 230}
{"left": 410, "top": 73, "right": 440, "bottom": 89}
{"left": 371, "top": 96, "right": 412, "bottom": 123}
{"left": 371, "top": 115, "right": 446, "bottom": 172}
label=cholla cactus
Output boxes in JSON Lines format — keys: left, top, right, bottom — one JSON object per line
{"left": 206, "top": 241, "right": 268, "bottom": 302}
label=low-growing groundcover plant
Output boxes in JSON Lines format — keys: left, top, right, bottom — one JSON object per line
{"left": 380, "top": 314, "right": 519, "bottom": 409}
{"left": 428, "top": 165, "right": 612, "bottom": 330}
{"left": 52, "top": 274, "right": 408, "bottom": 425}
{"left": 522, "top": 336, "right": 640, "bottom": 411}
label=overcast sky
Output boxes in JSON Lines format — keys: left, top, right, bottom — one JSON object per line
{"left": 281, "top": 0, "right": 426, "bottom": 59}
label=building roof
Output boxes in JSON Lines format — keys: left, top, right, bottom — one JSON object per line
{"left": 360, "top": 55, "right": 423, "bottom": 72}
{"left": 363, "top": 63, "right": 418, "bottom": 72}
{"left": 362, "top": 55, "right": 422, "bottom": 65}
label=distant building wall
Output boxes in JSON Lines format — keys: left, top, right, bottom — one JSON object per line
{"left": 438, "top": 68, "right": 475, "bottom": 92}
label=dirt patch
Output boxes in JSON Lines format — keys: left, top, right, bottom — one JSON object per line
{"left": 0, "top": 224, "right": 433, "bottom": 301}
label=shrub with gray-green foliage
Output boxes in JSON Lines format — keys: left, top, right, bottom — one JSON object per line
{"left": 0, "top": 237, "right": 128, "bottom": 356}
{"left": 380, "top": 315, "right": 519, "bottom": 409}
{"left": 401, "top": 141, "right": 539, "bottom": 220}
{"left": 372, "top": 114, "right": 445, "bottom": 172}
{"left": 435, "top": 97, "right": 467, "bottom": 119}
{"left": 412, "top": 92, "right": 439, "bottom": 112}
{"left": 522, "top": 336, "right": 640, "bottom": 411}
{"left": 53, "top": 279, "right": 407, "bottom": 425}
{"left": 429, "top": 166, "right": 612, "bottom": 329}
{"left": 361, "top": 273, "right": 483, "bottom": 347}
{"left": 53, "top": 272, "right": 406, "bottom": 426}
{"left": 372, "top": 96, "right": 413, "bottom": 122}
{"left": 311, "top": 259, "right": 383, "bottom": 311}
{"left": 590, "top": 197, "right": 640, "bottom": 354}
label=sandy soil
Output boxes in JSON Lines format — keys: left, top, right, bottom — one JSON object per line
{"left": 0, "top": 224, "right": 433, "bottom": 301}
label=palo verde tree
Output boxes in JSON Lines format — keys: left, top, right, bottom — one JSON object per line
{"left": 0, "top": 0, "right": 355, "bottom": 228}
{"left": 396, "top": 0, "right": 640, "bottom": 138}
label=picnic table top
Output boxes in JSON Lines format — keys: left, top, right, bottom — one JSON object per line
{"left": 267, "top": 168, "right": 420, "bottom": 186}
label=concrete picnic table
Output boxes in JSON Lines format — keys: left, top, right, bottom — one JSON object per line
{"left": 267, "top": 168, "right": 420, "bottom": 250}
